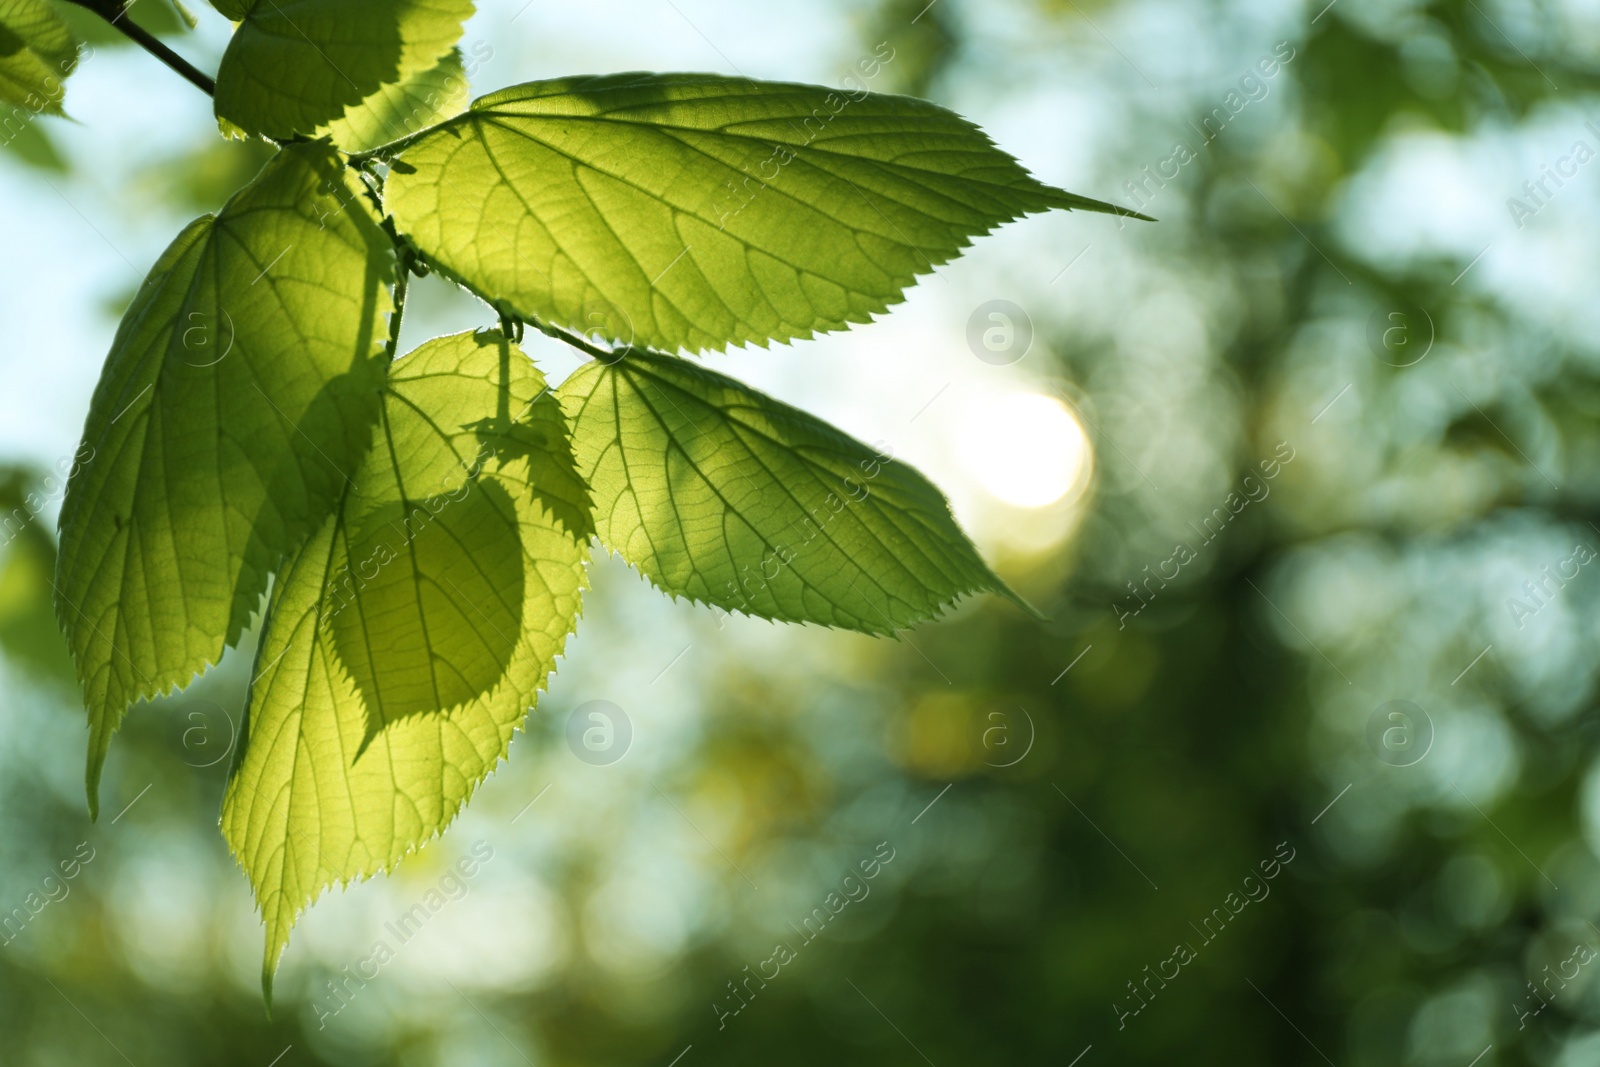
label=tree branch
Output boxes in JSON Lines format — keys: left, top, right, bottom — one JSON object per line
{"left": 61, "top": 0, "right": 217, "bottom": 97}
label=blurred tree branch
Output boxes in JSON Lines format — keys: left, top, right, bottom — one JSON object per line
{"left": 60, "top": 0, "right": 215, "bottom": 95}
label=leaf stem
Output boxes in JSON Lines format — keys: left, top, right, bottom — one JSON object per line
{"left": 384, "top": 252, "right": 411, "bottom": 362}
{"left": 63, "top": 0, "right": 217, "bottom": 96}
{"left": 525, "top": 316, "right": 625, "bottom": 363}
{"left": 393, "top": 246, "right": 625, "bottom": 362}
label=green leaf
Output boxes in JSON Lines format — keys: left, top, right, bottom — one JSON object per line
{"left": 0, "top": 116, "right": 66, "bottom": 171}
{"left": 0, "top": 466, "right": 77, "bottom": 686}
{"left": 221, "top": 329, "right": 590, "bottom": 993}
{"left": 55, "top": 143, "right": 396, "bottom": 817}
{"left": 0, "top": 0, "right": 77, "bottom": 116}
{"left": 381, "top": 72, "right": 1144, "bottom": 354}
{"left": 170, "top": 0, "right": 200, "bottom": 30}
{"left": 213, "top": 0, "right": 472, "bottom": 141}
{"left": 558, "top": 348, "right": 1030, "bottom": 632}
{"left": 54, "top": 0, "right": 198, "bottom": 50}
{"left": 319, "top": 46, "right": 468, "bottom": 154}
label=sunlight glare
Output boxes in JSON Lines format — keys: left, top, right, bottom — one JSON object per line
{"left": 957, "top": 392, "right": 1091, "bottom": 509}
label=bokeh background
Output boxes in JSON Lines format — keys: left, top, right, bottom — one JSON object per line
{"left": 0, "top": 0, "right": 1593, "bottom": 1062}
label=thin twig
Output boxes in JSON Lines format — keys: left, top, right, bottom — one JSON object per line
{"left": 62, "top": 0, "right": 217, "bottom": 96}
{"left": 61, "top": 6, "right": 618, "bottom": 371}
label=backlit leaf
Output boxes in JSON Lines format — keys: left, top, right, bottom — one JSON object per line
{"left": 213, "top": 0, "right": 472, "bottom": 141}
{"left": 320, "top": 46, "right": 469, "bottom": 154}
{"left": 55, "top": 143, "right": 395, "bottom": 816}
{"left": 0, "top": 116, "right": 65, "bottom": 170}
{"left": 0, "top": 465, "right": 78, "bottom": 686}
{"left": 381, "top": 72, "right": 1143, "bottom": 353}
{"left": 221, "top": 329, "right": 590, "bottom": 992}
{"left": 0, "top": 0, "right": 77, "bottom": 117}
{"left": 559, "top": 348, "right": 1029, "bottom": 632}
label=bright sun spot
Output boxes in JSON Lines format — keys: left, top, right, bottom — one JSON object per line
{"left": 958, "top": 393, "right": 1091, "bottom": 509}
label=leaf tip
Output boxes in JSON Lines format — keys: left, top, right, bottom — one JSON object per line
{"left": 261, "top": 928, "right": 289, "bottom": 1014}
{"left": 993, "top": 580, "right": 1049, "bottom": 623}
{"left": 1044, "top": 184, "right": 1156, "bottom": 222}
{"left": 85, "top": 752, "right": 103, "bottom": 822}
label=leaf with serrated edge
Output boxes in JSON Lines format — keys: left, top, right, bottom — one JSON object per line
{"left": 0, "top": 0, "right": 77, "bottom": 116}
{"left": 55, "top": 143, "right": 395, "bottom": 817}
{"left": 381, "top": 72, "right": 1147, "bottom": 355}
{"left": 559, "top": 348, "right": 1032, "bottom": 632}
{"left": 222, "top": 329, "right": 590, "bottom": 996}
{"left": 319, "top": 47, "right": 469, "bottom": 154}
{"left": 213, "top": 0, "right": 472, "bottom": 141}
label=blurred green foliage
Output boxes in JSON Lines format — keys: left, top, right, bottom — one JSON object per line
{"left": 4, "top": 0, "right": 1599, "bottom": 1063}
